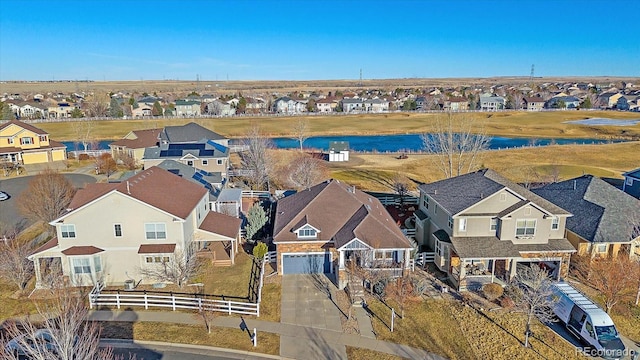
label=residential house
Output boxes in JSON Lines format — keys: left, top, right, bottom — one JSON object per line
{"left": 414, "top": 169, "right": 575, "bottom": 291}
{"left": 341, "top": 98, "right": 364, "bottom": 113}
{"left": 144, "top": 122, "right": 230, "bottom": 177}
{"left": 155, "top": 159, "right": 224, "bottom": 196}
{"left": 174, "top": 100, "right": 201, "bottom": 116}
{"left": 316, "top": 98, "right": 336, "bottom": 113}
{"left": 0, "top": 120, "right": 67, "bottom": 165}
{"left": 272, "top": 179, "right": 414, "bottom": 289}
{"left": 205, "top": 100, "right": 236, "bottom": 116}
{"left": 273, "top": 97, "right": 305, "bottom": 114}
{"left": 533, "top": 175, "right": 640, "bottom": 259}
{"left": 479, "top": 94, "right": 506, "bottom": 111}
{"left": 109, "top": 128, "right": 162, "bottom": 165}
{"left": 12, "top": 102, "right": 48, "bottom": 119}
{"left": 415, "top": 96, "right": 428, "bottom": 111}
{"left": 623, "top": 167, "right": 640, "bottom": 199}
{"left": 245, "top": 97, "right": 267, "bottom": 113}
{"left": 546, "top": 96, "right": 581, "bottom": 109}
{"left": 598, "top": 92, "right": 623, "bottom": 109}
{"left": 523, "top": 97, "right": 546, "bottom": 111}
{"left": 131, "top": 104, "right": 153, "bottom": 118}
{"left": 444, "top": 97, "right": 469, "bottom": 111}
{"left": 328, "top": 141, "right": 349, "bottom": 162}
{"left": 28, "top": 166, "right": 242, "bottom": 287}
{"left": 363, "top": 98, "right": 389, "bottom": 113}
{"left": 47, "top": 102, "right": 76, "bottom": 118}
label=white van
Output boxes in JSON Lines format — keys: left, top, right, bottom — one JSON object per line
{"left": 552, "top": 282, "right": 626, "bottom": 360}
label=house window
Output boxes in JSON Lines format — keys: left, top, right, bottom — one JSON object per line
{"left": 187, "top": 160, "right": 194, "bottom": 167}
{"left": 7, "top": 138, "right": 13, "bottom": 144}
{"left": 145, "top": 256, "right": 170, "bottom": 263}
{"left": 516, "top": 219, "right": 536, "bottom": 236}
{"left": 94, "top": 256, "right": 102, "bottom": 272}
{"left": 297, "top": 228, "right": 317, "bottom": 238}
{"left": 39, "top": 135, "right": 47, "bottom": 142}
{"left": 448, "top": 217, "right": 453, "bottom": 229}
{"left": 490, "top": 218, "right": 498, "bottom": 231}
{"left": 20, "top": 137, "right": 33, "bottom": 145}
{"left": 217, "top": 159, "right": 223, "bottom": 165}
{"left": 499, "top": 193, "right": 507, "bottom": 201}
{"left": 145, "top": 223, "right": 167, "bottom": 240}
{"left": 375, "top": 251, "right": 393, "bottom": 260}
{"left": 71, "top": 258, "right": 91, "bottom": 274}
{"left": 114, "top": 224, "right": 122, "bottom": 237}
{"left": 61, "top": 224, "right": 76, "bottom": 238}
{"left": 458, "top": 218, "right": 467, "bottom": 232}
{"left": 202, "top": 159, "right": 209, "bottom": 166}
{"left": 551, "top": 217, "right": 559, "bottom": 230}
{"left": 626, "top": 177, "right": 634, "bottom": 186}
{"left": 422, "top": 195, "right": 429, "bottom": 209}
{"left": 595, "top": 244, "right": 607, "bottom": 253}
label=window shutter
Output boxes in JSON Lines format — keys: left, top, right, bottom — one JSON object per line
{"left": 31, "top": 137, "right": 34, "bottom": 143}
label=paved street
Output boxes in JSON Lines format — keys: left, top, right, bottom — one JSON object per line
{"left": 0, "top": 174, "right": 96, "bottom": 230}
{"left": 106, "top": 340, "right": 282, "bottom": 360}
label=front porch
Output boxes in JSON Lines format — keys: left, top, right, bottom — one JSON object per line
{"left": 196, "top": 241, "right": 233, "bottom": 266}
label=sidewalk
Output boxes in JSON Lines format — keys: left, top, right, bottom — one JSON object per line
{"left": 89, "top": 310, "right": 445, "bottom": 360}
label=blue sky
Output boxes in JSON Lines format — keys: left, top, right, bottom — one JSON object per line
{"left": 1, "top": 0, "right": 638, "bottom": 81}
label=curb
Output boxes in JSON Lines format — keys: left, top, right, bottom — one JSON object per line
{"left": 100, "top": 338, "right": 295, "bottom": 360}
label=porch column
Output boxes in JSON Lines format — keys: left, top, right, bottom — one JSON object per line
{"left": 33, "top": 258, "right": 42, "bottom": 287}
{"left": 339, "top": 251, "right": 345, "bottom": 270}
{"left": 491, "top": 260, "right": 496, "bottom": 283}
{"left": 509, "top": 259, "right": 517, "bottom": 280}
{"left": 404, "top": 249, "right": 411, "bottom": 270}
{"left": 230, "top": 239, "right": 235, "bottom": 265}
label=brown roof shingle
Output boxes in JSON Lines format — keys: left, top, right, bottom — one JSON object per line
{"left": 109, "top": 128, "right": 161, "bottom": 149}
{"left": 0, "top": 119, "right": 48, "bottom": 135}
{"left": 198, "top": 211, "right": 242, "bottom": 239}
{"left": 138, "top": 244, "right": 176, "bottom": 254}
{"left": 61, "top": 246, "right": 104, "bottom": 256}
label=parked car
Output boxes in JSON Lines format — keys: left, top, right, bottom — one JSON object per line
{"left": 0, "top": 191, "right": 9, "bottom": 201}
{"left": 5, "top": 329, "right": 58, "bottom": 358}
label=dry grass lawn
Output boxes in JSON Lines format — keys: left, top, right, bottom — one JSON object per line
{"left": 368, "top": 298, "right": 588, "bottom": 360}
{"left": 100, "top": 321, "right": 279, "bottom": 355}
{"left": 346, "top": 347, "right": 407, "bottom": 360}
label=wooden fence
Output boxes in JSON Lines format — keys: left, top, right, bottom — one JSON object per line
{"left": 414, "top": 252, "right": 435, "bottom": 267}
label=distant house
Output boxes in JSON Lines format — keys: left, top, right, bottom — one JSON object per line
{"left": 206, "top": 100, "right": 236, "bottom": 116}
{"left": 174, "top": 100, "right": 201, "bottom": 116}
{"left": 109, "top": 128, "right": 162, "bottom": 165}
{"left": 363, "top": 98, "right": 389, "bottom": 113}
{"left": 546, "top": 96, "right": 581, "bottom": 109}
{"left": 273, "top": 97, "right": 305, "bottom": 114}
{"left": 245, "top": 97, "right": 266, "bottom": 113}
{"left": 534, "top": 175, "right": 640, "bottom": 260}
{"left": 272, "top": 179, "right": 414, "bottom": 289}
{"left": 523, "top": 97, "right": 545, "bottom": 111}
{"left": 623, "top": 167, "right": 640, "bottom": 199}
{"left": 155, "top": 159, "right": 224, "bottom": 195}
{"left": 47, "top": 102, "right": 76, "bottom": 118}
{"left": 598, "top": 92, "right": 623, "bottom": 109}
{"left": 0, "top": 120, "right": 67, "bottom": 165}
{"left": 131, "top": 104, "right": 153, "bottom": 118}
{"left": 316, "top": 98, "right": 336, "bottom": 113}
{"left": 444, "top": 97, "right": 469, "bottom": 111}
{"left": 328, "top": 141, "right": 349, "bottom": 162}
{"left": 341, "top": 98, "right": 364, "bottom": 113}
{"left": 479, "top": 94, "right": 505, "bottom": 111}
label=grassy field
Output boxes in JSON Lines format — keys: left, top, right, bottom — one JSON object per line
{"left": 367, "top": 298, "right": 588, "bottom": 360}
{"left": 324, "top": 141, "right": 640, "bottom": 191}
{"left": 34, "top": 110, "right": 640, "bottom": 141}
{"left": 346, "top": 347, "right": 407, "bottom": 360}
{"left": 100, "top": 321, "right": 279, "bottom": 355}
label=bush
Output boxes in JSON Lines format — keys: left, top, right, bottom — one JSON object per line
{"left": 252, "top": 242, "right": 268, "bottom": 259}
{"left": 482, "top": 283, "right": 504, "bottom": 301}
{"left": 500, "top": 296, "right": 515, "bottom": 309}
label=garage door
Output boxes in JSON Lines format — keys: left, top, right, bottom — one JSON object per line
{"left": 282, "top": 253, "right": 331, "bottom": 274}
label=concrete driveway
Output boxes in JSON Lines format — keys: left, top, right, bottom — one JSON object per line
{"left": 0, "top": 174, "right": 96, "bottom": 230}
{"left": 280, "top": 274, "right": 346, "bottom": 360}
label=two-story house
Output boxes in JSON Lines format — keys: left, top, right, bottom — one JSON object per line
{"left": 28, "top": 166, "right": 242, "bottom": 287}
{"left": 273, "top": 97, "right": 305, "bottom": 114}
{"left": 174, "top": 100, "right": 201, "bottom": 116}
{"left": 0, "top": 120, "right": 67, "bottom": 165}
{"left": 109, "top": 128, "right": 162, "bottom": 165}
{"left": 479, "top": 93, "right": 505, "bottom": 111}
{"left": 273, "top": 179, "right": 414, "bottom": 289}
{"left": 414, "top": 169, "right": 575, "bottom": 291}
{"left": 533, "top": 175, "right": 640, "bottom": 259}
{"left": 523, "top": 97, "right": 546, "bottom": 111}
{"left": 143, "top": 122, "right": 230, "bottom": 177}
{"left": 341, "top": 98, "right": 364, "bottom": 113}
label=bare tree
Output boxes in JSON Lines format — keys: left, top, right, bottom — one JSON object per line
{"left": 507, "top": 265, "right": 558, "bottom": 348}
{"left": 70, "top": 119, "right": 96, "bottom": 152}
{"left": 293, "top": 119, "right": 309, "bottom": 151}
{"left": 0, "top": 236, "right": 34, "bottom": 291}
{"left": 199, "top": 304, "right": 219, "bottom": 334}
{"left": 138, "top": 250, "right": 201, "bottom": 288}
{"left": 3, "top": 293, "right": 113, "bottom": 360}
{"left": 391, "top": 173, "right": 411, "bottom": 205}
{"left": 420, "top": 112, "right": 490, "bottom": 179}
{"left": 240, "top": 125, "right": 274, "bottom": 190}
{"left": 94, "top": 153, "right": 118, "bottom": 178}
{"left": 83, "top": 93, "right": 109, "bottom": 118}
{"left": 385, "top": 273, "right": 416, "bottom": 319}
{"left": 18, "top": 169, "right": 76, "bottom": 227}
{"left": 286, "top": 154, "right": 327, "bottom": 190}
{"left": 573, "top": 254, "right": 640, "bottom": 313}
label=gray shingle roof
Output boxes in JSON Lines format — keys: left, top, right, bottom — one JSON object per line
{"left": 533, "top": 175, "right": 640, "bottom": 243}
{"left": 418, "top": 169, "right": 570, "bottom": 216}
{"left": 159, "top": 122, "right": 226, "bottom": 143}
{"left": 450, "top": 236, "right": 575, "bottom": 258}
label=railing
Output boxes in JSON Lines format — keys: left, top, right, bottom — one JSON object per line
{"left": 228, "top": 145, "right": 250, "bottom": 152}
{"left": 241, "top": 190, "right": 271, "bottom": 199}
{"left": 228, "top": 169, "right": 255, "bottom": 177}
{"left": 68, "top": 149, "right": 110, "bottom": 158}
{"left": 403, "top": 228, "right": 416, "bottom": 236}
{"left": 415, "top": 252, "right": 435, "bottom": 267}
{"left": 263, "top": 251, "right": 277, "bottom": 263}
{"left": 376, "top": 196, "right": 419, "bottom": 206}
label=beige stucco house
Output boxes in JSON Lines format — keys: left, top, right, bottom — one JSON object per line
{"left": 109, "top": 128, "right": 162, "bottom": 165}
{"left": 415, "top": 169, "right": 575, "bottom": 291}
{"left": 28, "top": 166, "right": 241, "bottom": 288}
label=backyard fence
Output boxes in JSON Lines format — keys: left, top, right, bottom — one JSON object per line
{"left": 88, "top": 258, "right": 267, "bottom": 317}
{"left": 263, "top": 251, "right": 277, "bottom": 263}
{"left": 414, "top": 252, "right": 435, "bottom": 268}
{"left": 375, "top": 195, "right": 419, "bottom": 206}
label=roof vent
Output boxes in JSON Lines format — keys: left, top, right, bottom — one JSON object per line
{"left": 434, "top": 189, "right": 438, "bottom": 195}
{"left": 573, "top": 180, "right": 577, "bottom": 190}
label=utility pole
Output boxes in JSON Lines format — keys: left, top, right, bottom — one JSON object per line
{"left": 530, "top": 64, "right": 535, "bottom": 82}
